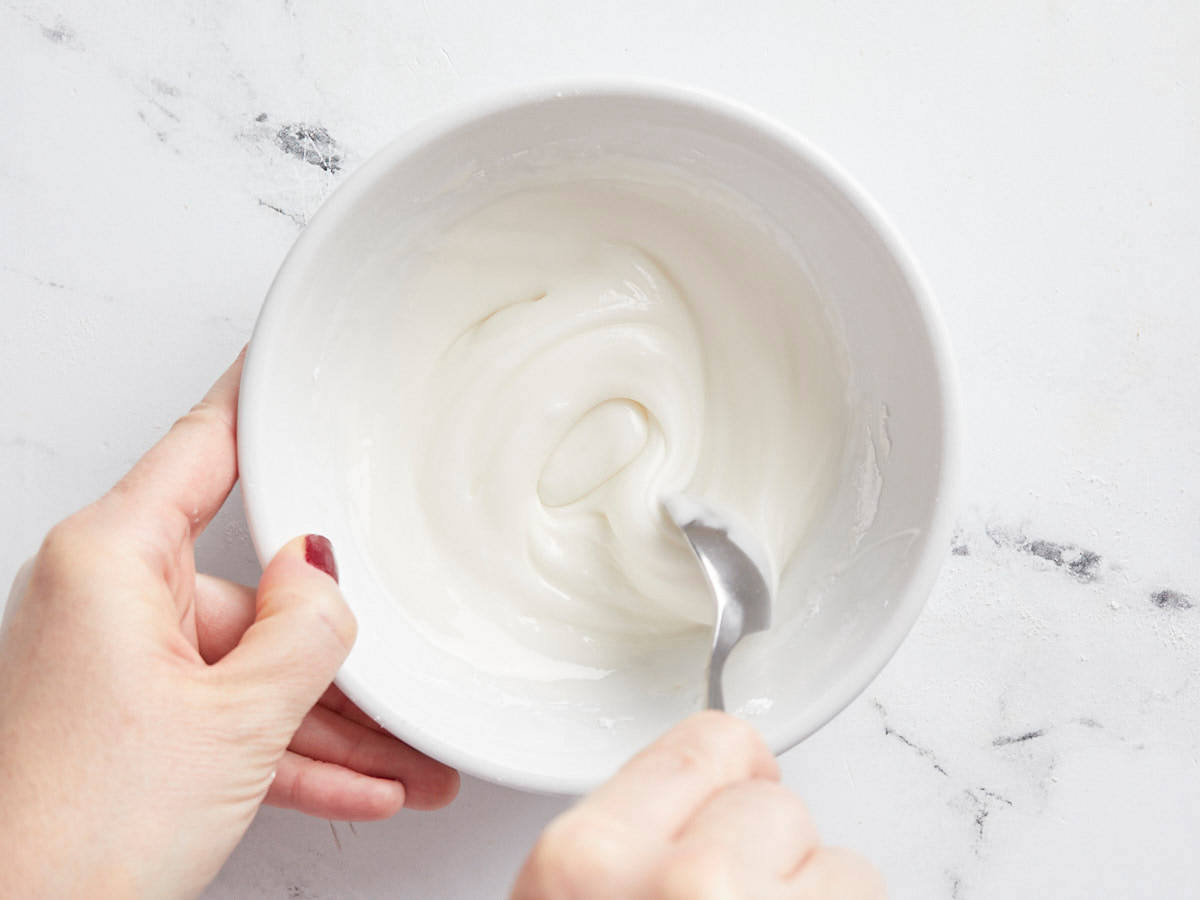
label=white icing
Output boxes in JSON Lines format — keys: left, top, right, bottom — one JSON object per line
{"left": 342, "top": 165, "right": 851, "bottom": 677}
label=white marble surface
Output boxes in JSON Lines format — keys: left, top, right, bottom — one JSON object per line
{"left": 3, "top": 1, "right": 1198, "bottom": 897}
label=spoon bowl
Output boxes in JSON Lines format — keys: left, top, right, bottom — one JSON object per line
{"left": 664, "top": 495, "right": 775, "bottom": 711}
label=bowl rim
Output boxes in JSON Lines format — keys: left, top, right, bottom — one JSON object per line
{"left": 239, "top": 76, "right": 962, "bottom": 795}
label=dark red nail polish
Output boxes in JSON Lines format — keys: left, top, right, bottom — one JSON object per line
{"left": 305, "top": 534, "right": 338, "bottom": 583}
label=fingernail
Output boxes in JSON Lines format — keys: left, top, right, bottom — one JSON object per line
{"left": 304, "top": 534, "right": 339, "bottom": 583}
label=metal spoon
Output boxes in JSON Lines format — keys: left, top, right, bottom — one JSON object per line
{"left": 664, "top": 496, "right": 774, "bottom": 711}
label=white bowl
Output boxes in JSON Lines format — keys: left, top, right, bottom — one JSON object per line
{"left": 239, "top": 81, "right": 960, "bottom": 794}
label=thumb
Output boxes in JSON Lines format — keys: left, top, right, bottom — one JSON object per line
{"left": 216, "top": 535, "right": 356, "bottom": 729}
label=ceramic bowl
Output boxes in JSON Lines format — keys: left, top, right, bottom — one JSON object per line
{"left": 238, "top": 81, "right": 960, "bottom": 794}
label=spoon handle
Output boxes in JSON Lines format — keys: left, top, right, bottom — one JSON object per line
{"left": 705, "top": 605, "right": 743, "bottom": 710}
{"left": 705, "top": 651, "right": 727, "bottom": 710}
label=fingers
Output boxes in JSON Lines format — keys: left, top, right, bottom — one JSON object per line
{"left": 2, "top": 557, "right": 36, "bottom": 629}
{"left": 516, "top": 712, "right": 777, "bottom": 898}
{"left": 579, "top": 710, "right": 779, "bottom": 838}
{"left": 317, "top": 684, "right": 391, "bottom": 734}
{"left": 266, "top": 750, "right": 405, "bottom": 821}
{"left": 109, "top": 349, "right": 244, "bottom": 540}
{"left": 194, "top": 574, "right": 256, "bottom": 663}
{"left": 675, "top": 779, "right": 818, "bottom": 880}
{"left": 789, "top": 847, "right": 886, "bottom": 899}
{"left": 512, "top": 806, "right": 657, "bottom": 900}
{"left": 289, "top": 706, "right": 459, "bottom": 810}
{"left": 194, "top": 577, "right": 392, "bottom": 728}
{"left": 215, "top": 535, "right": 355, "bottom": 731}
{"left": 198, "top": 571, "right": 460, "bottom": 811}
{"left": 518, "top": 713, "right": 882, "bottom": 900}
{"left": 196, "top": 578, "right": 383, "bottom": 726}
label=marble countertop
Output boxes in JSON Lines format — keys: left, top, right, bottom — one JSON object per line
{"left": 3, "top": 2, "right": 1198, "bottom": 897}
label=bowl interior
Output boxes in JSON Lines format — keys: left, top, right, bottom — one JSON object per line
{"left": 239, "top": 85, "right": 957, "bottom": 793}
